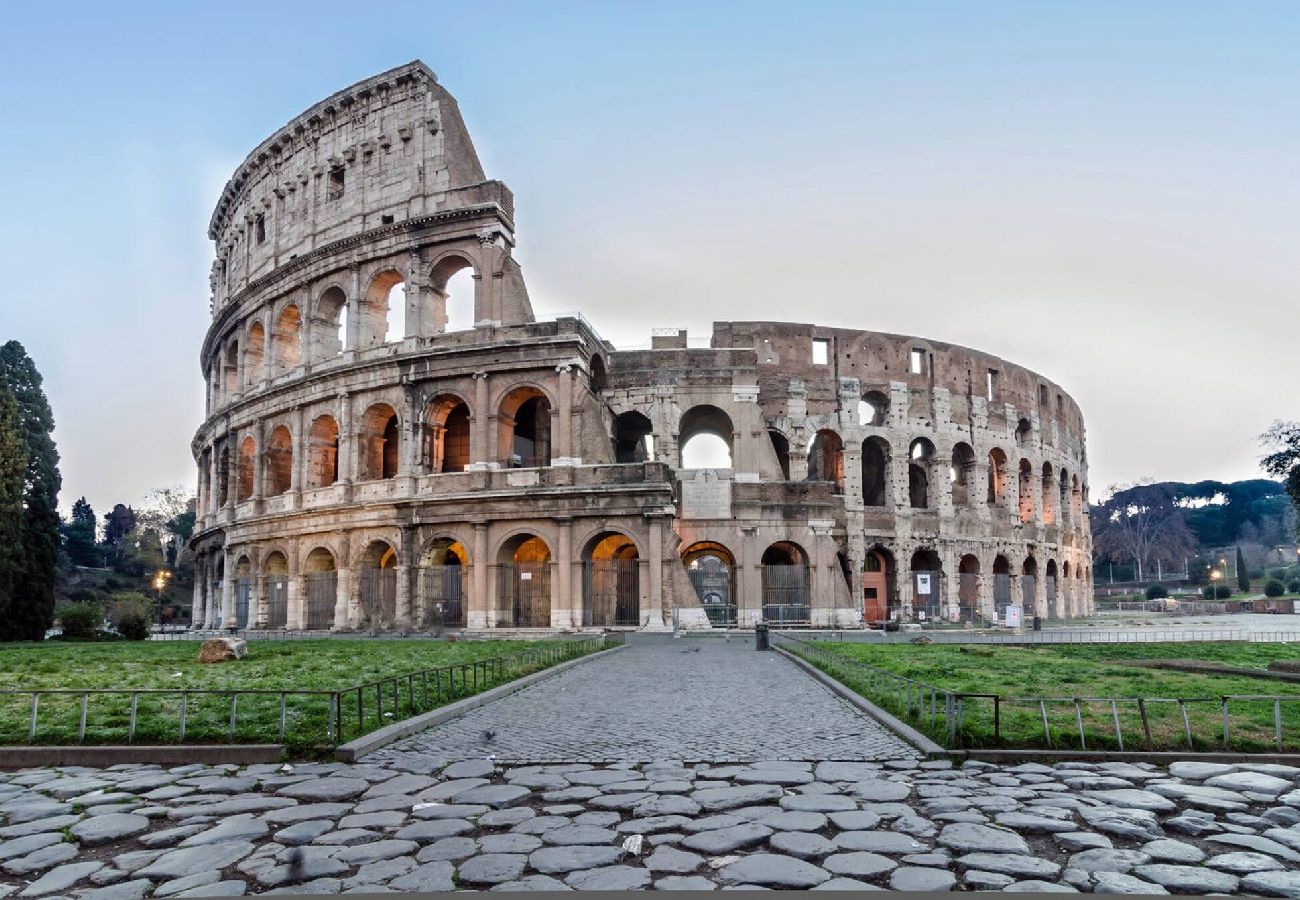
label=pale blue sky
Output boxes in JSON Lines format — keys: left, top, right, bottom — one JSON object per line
{"left": 1, "top": 1, "right": 1296, "bottom": 515}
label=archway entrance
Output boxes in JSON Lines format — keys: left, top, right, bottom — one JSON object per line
{"left": 863, "top": 547, "right": 895, "bottom": 623}
{"left": 683, "top": 542, "right": 735, "bottom": 626}
{"left": 358, "top": 541, "right": 397, "bottom": 630}
{"left": 582, "top": 533, "right": 640, "bottom": 627}
{"left": 498, "top": 535, "right": 551, "bottom": 628}
{"left": 234, "top": 556, "right": 252, "bottom": 629}
{"left": 1022, "top": 557, "right": 1039, "bottom": 622}
{"left": 761, "top": 542, "right": 810, "bottom": 625}
{"left": 1046, "top": 559, "right": 1059, "bottom": 619}
{"left": 303, "top": 548, "right": 336, "bottom": 630}
{"left": 993, "top": 555, "right": 1012, "bottom": 622}
{"left": 958, "top": 555, "right": 980, "bottom": 624}
{"left": 421, "top": 538, "right": 467, "bottom": 629}
{"left": 263, "top": 552, "right": 289, "bottom": 629}
{"left": 910, "top": 549, "right": 943, "bottom": 622}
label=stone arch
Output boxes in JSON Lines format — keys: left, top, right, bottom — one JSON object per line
{"left": 357, "top": 539, "right": 398, "bottom": 630}
{"left": 359, "top": 403, "right": 400, "bottom": 480}
{"left": 425, "top": 393, "right": 472, "bottom": 473}
{"left": 428, "top": 252, "right": 478, "bottom": 333}
{"left": 217, "top": 446, "right": 230, "bottom": 506}
{"left": 862, "top": 436, "right": 889, "bottom": 507}
{"left": 679, "top": 405, "right": 734, "bottom": 469}
{"left": 987, "top": 448, "right": 1008, "bottom": 505}
{"left": 760, "top": 541, "right": 810, "bottom": 625}
{"left": 265, "top": 425, "right": 293, "bottom": 495}
{"left": 307, "top": 415, "right": 339, "bottom": 488}
{"left": 613, "top": 411, "right": 654, "bottom": 464}
{"left": 807, "top": 430, "right": 845, "bottom": 492}
{"left": 683, "top": 541, "right": 736, "bottom": 625}
{"left": 859, "top": 390, "right": 889, "bottom": 427}
{"left": 273, "top": 303, "right": 302, "bottom": 372}
{"left": 244, "top": 321, "right": 265, "bottom": 387}
{"left": 769, "top": 429, "right": 791, "bottom": 480}
{"left": 1046, "top": 557, "right": 1059, "bottom": 614}
{"left": 589, "top": 355, "right": 608, "bottom": 393}
{"left": 992, "top": 553, "right": 1012, "bottom": 617}
{"left": 581, "top": 531, "right": 641, "bottom": 627}
{"left": 224, "top": 340, "right": 239, "bottom": 397}
{"left": 418, "top": 535, "right": 469, "bottom": 629}
{"left": 236, "top": 435, "right": 256, "bottom": 502}
{"left": 362, "top": 268, "right": 406, "bottom": 347}
{"left": 499, "top": 386, "right": 551, "bottom": 468}
{"left": 1018, "top": 458, "right": 1034, "bottom": 523}
{"left": 909, "top": 438, "right": 936, "bottom": 509}
{"left": 313, "top": 285, "right": 348, "bottom": 359}
{"left": 1015, "top": 417, "right": 1033, "bottom": 447}
{"left": 909, "top": 548, "right": 943, "bottom": 619}
{"left": 958, "top": 553, "right": 981, "bottom": 623}
{"left": 497, "top": 532, "right": 552, "bottom": 628}
{"left": 950, "top": 442, "right": 976, "bottom": 506}
{"left": 863, "top": 544, "right": 896, "bottom": 621}
{"left": 1041, "top": 462, "right": 1057, "bottom": 525}
{"left": 262, "top": 550, "right": 290, "bottom": 628}
{"left": 1072, "top": 474, "right": 1084, "bottom": 521}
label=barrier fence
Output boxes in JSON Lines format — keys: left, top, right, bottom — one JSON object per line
{"left": 1, "top": 634, "right": 620, "bottom": 753}
{"left": 775, "top": 632, "right": 1300, "bottom": 752}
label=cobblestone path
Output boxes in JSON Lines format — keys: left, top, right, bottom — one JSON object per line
{"left": 366, "top": 636, "right": 920, "bottom": 769}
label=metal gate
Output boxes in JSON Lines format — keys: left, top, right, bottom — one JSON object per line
{"left": 994, "top": 573, "right": 1012, "bottom": 620}
{"left": 1046, "top": 575, "right": 1058, "bottom": 618}
{"left": 421, "top": 565, "right": 465, "bottom": 629}
{"left": 1022, "top": 574, "right": 1037, "bottom": 618}
{"left": 359, "top": 568, "right": 397, "bottom": 629}
{"left": 212, "top": 581, "right": 223, "bottom": 629}
{"left": 688, "top": 559, "right": 736, "bottom": 626}
{"left": 234, "top": 577, "right": 251, "bottom": 629}
{"left": 761, "top": 564, "right": 810, "bottom": 625}
{"left": 958, "top": 573, "right": 980, "bottom": 623}
{"left": 911, "top": 570, "right": 942, "bottom": 622}
{"left": 264, "top": 575, "right": 288, "bottom": 628}
{"left": 305, "top": 571, "right": 337, "bottom": 630}
{"left": 583, "top": 559, "right": 640, "bottom": 627}
{"left": 498, "top": 562, "right": 551, "bottom": 628}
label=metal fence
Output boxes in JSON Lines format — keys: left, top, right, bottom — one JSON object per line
{"left": 993, "top": 573, "right": 1012, "bottom": 620}
{"left": 420, "top": 565, "right": 465, "bottom": 630}
{"left": 762, "top": 565, "right": 810, "bottom": 624}
{"left": 3, "top": 634, "right": 621, "bottom": 752}
{"left": 264, "top": 576, "right": 288, "bottom": 629}
{"left": 305, "top": 571, "right": 337, "bottom": 630}
{"left": 582, "top": 559, "right": 639, "bottom": 627}
{"left": 911, "top": 570, "right": 942, "bottom": 623}
{"left": 358, "top": 568, "right": 397, "bottom": 630}
{"left": 497, "top": 562, "right": 551, "bottom": 628}
{"left": 234, "top": 578, "right": 251, "bottom": 629}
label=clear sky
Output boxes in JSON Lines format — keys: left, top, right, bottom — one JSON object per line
{"left": 1, "top": 1, "right": 1296, "bottom": 517}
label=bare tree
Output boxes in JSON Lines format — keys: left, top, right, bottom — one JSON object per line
{"left": 1092, "top": 480, "right": 1198, "bottom": 581}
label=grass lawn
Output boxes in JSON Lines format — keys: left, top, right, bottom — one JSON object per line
{"left": 804, "top": 640, "right": 1300, "bottom": 753}
{"left": 0, "top": 638, "right": 598, "bottom": 753}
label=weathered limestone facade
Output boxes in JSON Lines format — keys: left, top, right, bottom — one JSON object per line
{"left": 190, "top": 61, "right": 1092, "bottom": 633}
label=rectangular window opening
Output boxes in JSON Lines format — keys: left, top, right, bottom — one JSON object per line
{"left": 327, "top": 168, "right": 345, "bottom": 201}
{"left": 987, "top": 368, "right": 999, "bottom": 401}
{"left": 381, "top": 214, "right": 395, "bottom": 225}
{"left": 910, "top": 348, "right": 924, "bottom": 375}
{"left": 255, "top": 214, "right": 266, "bottom": 245}
{"left": 812, "top": 338, "right": 830, "bottom": 366}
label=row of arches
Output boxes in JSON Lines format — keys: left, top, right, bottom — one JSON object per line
{"left": 210, "top": 261, "right": 477, "bottom": 409}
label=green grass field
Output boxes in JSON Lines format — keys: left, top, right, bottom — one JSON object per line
{"left": 0, "top": 638, "right": 595, "bottom": 753}
{"left": 803, "top": 640, "right": 1300, "bottom": 753}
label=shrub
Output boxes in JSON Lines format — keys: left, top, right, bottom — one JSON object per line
{"left": 1289, "top": 579, "right": 1300, "bottom": 595}
{"left": 1267, "top": 567, "right": 1289, "bottom": 581}
{"left": 1203, "top": 584, "right": 1233, "bottom": 600}
{"left": 1145, "top": 584, "right": 1169, "bottom": 600}
{"left": 1265, "top": 579, "right": 1286, "bottom": 598}
{"left": 109, "top": 593, "right": 155, "bottom": 641}
{"left": 56, "top": 602, "right": 102, "bottom": 639}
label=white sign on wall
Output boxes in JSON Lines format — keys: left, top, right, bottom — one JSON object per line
{"left": 681, "top": 471, "right": 732, "bottom": 519}
{"left": 1005, "top": 606, "right": 1023, "bottom": 628}
{"left": 916, "top": 573, "right": 933, "bottom": 595}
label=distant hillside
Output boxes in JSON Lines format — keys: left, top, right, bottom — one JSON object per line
{"left": 1096, "top": 478, "right": 1290, "bottom": 549}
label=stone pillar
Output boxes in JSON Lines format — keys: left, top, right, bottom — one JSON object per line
{"left": 890, "top": 453, "right": 910, "bottom": 509}
{"left": 471, "top": 523, "right": 490, "bottom": 629}
{"left": 646, "top": 515, "right": 665, "bottom": 628}
{"left": 333, "top": 567, "right": 352, "bottom": 631}
{"left": 345, "top": 270, "right": 362, "bottom": 353}
{"left": 252, "top": 558, "right": 267, "bottom": 629}
{"left": 191, "top": 561, "right": 205, "bottom": 629}
{"left": 290, "top": 406, "right": 305, "bottom": 502}
{"left": 208, "top": 447, "right": 220, "bottom": 517}
{"left": 221, "top": 552, "right": 236, "bottom": 627}
{"left": 739, "top": 526, "right": 761, "bottom": 627}
{"left": 554, "top": 518, "right": 573, "bottom": 628}
{"left": 252, "top": 421, "right": 266, "bottom": 502}
{"left": 555, "top": 364, "right": 574, "bottom": 464}
{"left": 223, "top": 440, "right": 237, "bottom": 510}
{"left": 394, "top": 565, "right": 412, "bottom": 629}
{"left": 1035, "top": 564, "right": 1049, "bottom": 620}
{"left": 338, "top": 394, "right": 354, "bottom": 484}
{"left": 399, "top": 386, "right": 420, "bottom": 477}
{"left": 287, "top": 543, "right": 304, "bottom": 630}
{"left": 472, "top": 372, "right": 491, "bottom": 466}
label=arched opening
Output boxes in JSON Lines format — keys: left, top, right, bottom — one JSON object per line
{"left": 1045, "top": 558, "right": 1059, "bottom": 618}
{"left": 987, "top": 448, "right": 1008, "bottom": 505}
{"left": 307, "top": 415, "right": 339, "bottom": 489}
{"left": 1059, "top": 467, "right": 1071, "bottom": 526}
{"left": 993, "top": 554, "right": 1012, "bottom": 620}
{"left": 679, "top": 405, "right": 734, "bottom": 469}
{"left": 430, "top": 256, "right": 476, "bottom": 333}
{"left": 1072, "top": 475, "right": 1084, "bottom": 521}
{"left": 807, "top": 430, "right": 845, "bottom": 493}
{"left": 1022, "top": 556, "right": 1038, "bottom": 619}
{"left": 499, "top": 387, "right": 551, "bottom": 468}
{"left": 909, "top": 438, "right": 935, "bottom": 509}
{"left": 862, "top": 436, "right": 889, "bottom": 506}
{"left": 1015, "top": 418, "right": 1033, "bottom": 447}
{"left": 217, "top": 447, "right": 231, "bottom": 507}
{"left": 684, "top": 542, "right": 736, "bottom": 626}
{"left": 263, "top": 551, "right": 289, "bottom": 629}
{"left": 212, "top": 556, "right": 226, "bottom": 628}
{"left": 589, "top": 356, "right": 608, "bottom": 394}
{"left": 910, "top": 549, "right": 943, "bottom": 621}
{"left": 761, "top": 541, "right": 810, "bottom": 625}
{"left": 950, "top": 442, "right": 976, "bottom": 507}
{"left": 497, "top": 534, "right": 552, "bottom": 628}
{"left": 265, "top": 425, "right": 293, "bottom": 495}
{"left": 425, "top": 395, "right": 471, "bottom": 473}
{"left": 421, "top": 538, "right": 468, "bottom": 629}
{"left": 863, "top": 546, "right": 897, "bottom": 622}
{"left": 236, "top": 436, "right": 256, "bottom": 502}
{"left": 362, "top": 269, "right": 405, "bottom": 348}
{"left": 358, "top": 540, "right": 398, "bottom": 630}
{"left": 303, "top": 547, "right": 337, "bottom": 630}
{"left": 224, "top": 341, "right": 239, "bottom": 397}
{"left": 958, "top": 554, "right": 980, "bottom": 623}
{"left": 244, "top": 322, "right": 265, "bottom": 387}
{"left": 1041, "top": 462, "right": 1056, "bottom": 525}
{"left": 859, "top": 390, "right": 889, "bottom": 427}
{"left": 233, "top": 556, "right": 252, "bottom": 629}
{"left": 314, "top": 286, "right": 348, "bottom": 358}
{"left": 769, "top": 430, "right": 791, "bottom": 480}
{"left": 582, "top": 532, "right": 640, "bottom": 627}
{"left": 1062, "top": 561, "right": 1073, "bottom": 619}
{"left": 1018, "top": 458, "right": 1034, "bottom": 523}
{"left": 359, "top": 404, "right": 399, "bottom": 480}
{"left": 273, "top": 305, "right": 302, "bottom": 372}
{"left": 613, "top": 411, "right": 654, "bottom": 464}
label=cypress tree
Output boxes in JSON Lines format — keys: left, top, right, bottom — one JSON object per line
{"left": 0, "top": 383, "right": 25, "bottom": 627}
{"left": 1237, "top": 545, "right": 1251, "bottom": 594}
{"left": 0, "top": 342, "right": 60, "bottom": 641}
{"left": 62, "top": 497, "right": 99, "bottom": 567}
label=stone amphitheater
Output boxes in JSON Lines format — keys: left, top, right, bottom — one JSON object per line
{"left": 188, "top": 60, "right": 1093, "bottom": 634}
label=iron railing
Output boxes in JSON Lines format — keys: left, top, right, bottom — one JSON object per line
{"left": 420, "top": 565, "right": 465, "bottom": 630}
{"left": 305, "top": 571, "right": 337, "bottom": 630}
{"left": 497, "top": 562, "right": 551, "bottom": 628}
{"left": 582, "top": 559, "right": 640, "bottom": 627}
{"left": 264, "top": 575, "right": 288, "bottom": 629}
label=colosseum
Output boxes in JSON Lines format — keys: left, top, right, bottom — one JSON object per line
{"left": 189, "top": 61, "right": 1093, "bottom": 634}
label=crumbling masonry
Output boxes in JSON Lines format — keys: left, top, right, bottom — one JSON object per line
{"left": 190, "top": 61, "right": 1092, "bottom": 632}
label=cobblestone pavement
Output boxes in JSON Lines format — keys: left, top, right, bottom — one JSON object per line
{"left": 367, "top": 637, "right": 919, "bottom": 768}
{"left": 8, "top": 758, "right": 1300, "bottom": 893}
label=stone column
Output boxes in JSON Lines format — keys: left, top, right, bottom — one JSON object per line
{"left": 208, "top": 447, "right": 220, "bottom": 517}
{"left": 739, "top": 526, "right": 761, "bottom": 627}
{"left": 555, "top": 364, "right": 574, "bottom": 464}
{"left": 224, "top": 439, "right": 237, "bottom": 510}
{"left": 287, "top": 544, "right": 303, "bottom": 630}
{"left": 221, "top": 552, "right": 236, "bottom": 627}
{"left": 471, "top": 522, "right": 490, "bottom": 629}
{"left": 554, "top": 518, "right": 573, "bottom": 628}
{"left": 333, "top": 567, "right": 352, "bottom": 631}
{"left": 252, "top": 557, "right": 267, "bottom": 629}
{"left": 345, "top": 270, "right": 362, "bottom": 353}
{"left": 252, "top": 421, "right": 266, "bottom": 503}
{"left": 191, "top": 560, "right": 205, "bottom": 629}
{"left": 291, "top": 406, "right": 305, "bottom": 500}
{"left": 471, "top": 372, "right": 491, "bottom": 466}
{"left": 646, "top": 515, "right": 665, "bottom": 628}
{"left": 338, "top": 394, "right": 354, "bottom": 485}
{"left": 394, "top": 565, "right": 412, "bottom": 629}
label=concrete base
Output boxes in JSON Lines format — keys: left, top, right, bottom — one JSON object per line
{"left": 0, "top": 744, "right": 284, "bottom": 769}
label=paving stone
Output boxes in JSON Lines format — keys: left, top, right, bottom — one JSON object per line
{"left": 528, "top": 845, "right": 625, "bottom": 873}
{"left": 769, "top": 831, "right": 835, "bottom": 859}
{"left": 478, "top": 833, "right": 542, "bottom": 854}
{"left": 179, "top": 816, "right": 269, "bottom": 847}
{"left": 717, "top": 853, "right": 831, "bottom": 887}
{"left": 274, "top": 821, "right": 334, "bottom": 846}
{"left": 1078, "top": 806, "right": 1163, "bottom": 840}
{"left": 963, "top": 870, "right": 1015, "bottom": 889}
{"left": 1140, "top": 838, "right": 1205, "bottom": 864}
{"left": 333, "top": 839, "right": 417, "bottom": 865}
{"left": 1206, "top": 832, "right": 1300, "bottom": 860}
{"left": 826, "top": 810, "right": 881, "bottom": 831}
{"left": 418, "top": 836, "right": 478, "bottom": 862}
{"left": 311, "top": 828, "right": 381, "bottom": 846}
{"left": 821, "top": 851, "right": 897, "bottom": 878}
{"left": 564, "top": 864, "right": 651, "bottom": 890}
{"left": 633, "top": 794, "right": 700, "bottom": 817}
{"left": 0, "top": 833, "right": 63, "bottom": 862}
{"left": 110, "top": 849, "right": 166, "bottom": 874}
{"left": 1066, "top": 848, "right": 1150, "bottom": 874}
{"left": 479, "top": 807, "right": 535, "bottom": 827}
{"left": 1082, "top": 789, "right": 1176, "bottom": 813}
{"left": 1091, "top": 871, "right": 1169, "bottom": 894}
{"left": 834, "top": 830, "right": 927, "bottom": 854}
{"left": 0, "top": 815, "right": 80, "bottom": 840}
{"left": 644, "top": 845, "right": 705, "bottom": 873}
{"left": 955, "top": 852, "right": 1059, "bottom": 878}
{"left": 337, "top": 810, "right": 406, "bottom": 830}
{"left": 254, "top": 857, "right": 350, "bottom": 887}
{"left": 448, "top": 784, "right": 531, "bottom": 808}
{"left": 1206, "top": 850, "right": 1288, "bottom": 874}
{"left": 19, "top": 860, "right": 103, "bottom": 896}
{"left": 138, "top": 842, "right": 257, "bottom": 879}
{"left": 341, "top": 855, "right": 415, "bottom": 889}
{"left": 3, "top": 842, "right": 79, "bottom": 876}
{"left": 1242, "top": 870, "right": 1300, "bottom": 898}
{"left": 381, "top": 860, "right": 455, "bottom": 892}
{"left": 848, "top": 779, "right": 911, "bottom": 802}
{"left": 888, "top": 865, "right": 956, "bottom": 891}
{"left": 511, "top": 815, "right": 571, "bottom": 835}
{"left": 691, "top": 784, "right": 783, "bottom": 811}
{"left": 995, "top": 811, "right": 1078, "bottom": 833}
{"left": 1055, "top": 832, "right": 1113, "bottom": 851}
{"left": 540, "top": 823, "right": 618, "bottom": 846}
{"left": 168, "top": 797, "right": 297, "bottom": 819}
{"left": 1147, "top": 782, "right": 1250, "bottom": 811}
{"left": 276, "top": 778, "right": 368, "bottom": 802}
{"left": 779, "top": 794, "right": 856, "bottom": 812}
{"left": 261, "top": 803, "right": 352, "bottom": 823}
{"left": 139, "top": 824, "right": 209, "bottom": 848}
{"left": 153, "top": 871, "right": 223, "bottom": 897}
{"left": 654, "top": 875, "right": 718, "bottom": 890}
{"left": 1206, "top": 771, "right": 1294, "bottom": 795}
{"left": 1133, "top": 863, "right": 1240, "bottom": 893}
{"left": 80, "top": 878, "right": 152, "bottom": 900}
{"left": 1166, "top": 762, "right": 1237, "bottom": 780}
{"left": 393, "top": 818, "right": 474, "bottom": 842}
{"left": 937, "top": 821, "right": 1030, "bottom": 854}
{"left": 680, "top": 823, "right": 773, "bottom": 854}
{"left": 1004, "top": 879, "right": 1078, "bottom": 892}
{"left": 487, "top": 874, "right": 571, "bottom": 891}
{"left": 1165, "top": 815, "right": 1223, "bottom": 836}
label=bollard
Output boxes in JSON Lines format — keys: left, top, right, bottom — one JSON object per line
{"left": 1033, "top": 616, "right": 1042, "bottom": 631}
{"left": 755, "top": 621, "right": 770, "bottom": 651}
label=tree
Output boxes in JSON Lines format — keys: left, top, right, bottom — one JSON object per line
{"left": 61, "top": 497, "right": 100, "bottom": 567}
{"left": 0, "top": 342, "right": 60, "bottom": 641}
{"left": 1092, "top": 480, "right": 1198, "bottom": 581}
{"left": 103, "top": 504, "right": 136, "bottom": 547}
{"left": 1237, "top": 545, "right": 1251, "bottom": 593}
{"left": 137, "top": 486, "right": 195, "bottom": 568}
{"left": 0, "top": 383, "right": 26, "bottom": 630}
{"left": 1262, "top": 421, "right": 1300, "bottom": 539}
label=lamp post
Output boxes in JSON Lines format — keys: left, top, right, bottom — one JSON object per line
{"left": 152, "top": 570, "right": 172, "bottom": 630}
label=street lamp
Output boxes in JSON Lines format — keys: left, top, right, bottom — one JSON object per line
{"left": 152, "top": 570, "right": 172, "bottom": 630}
